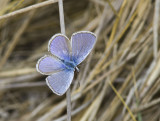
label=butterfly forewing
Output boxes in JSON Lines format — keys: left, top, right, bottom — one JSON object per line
{"left": 71, "top": 31, "right": 96, "bottom": 65}
{"left": 48, "top": 34, "right": 71, "bottom": 61}
{"left": 46, "top": 70, "right": 74, "bottom": 95}
{"left": 36, "top": 55, "right": 64, "bottom": 75}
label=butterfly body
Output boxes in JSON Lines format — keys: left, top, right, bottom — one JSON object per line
{"left": 36, "top": 31, "right": 96, "bottom": 95}
{"left": 61, "top": 59, "right": 76, "bottom": 71}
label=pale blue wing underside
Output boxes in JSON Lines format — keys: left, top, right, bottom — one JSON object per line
{"left": 36, "top": 55, "right": 64, "bottom": 75}
{"left": 71, "top": 31, "right": 96, "bottom": 65}
{"left": 48, "top": 34, "right": 71, "bottom": 61}
{"left": 46, "top": 70, "right": 74, "bottom": 95}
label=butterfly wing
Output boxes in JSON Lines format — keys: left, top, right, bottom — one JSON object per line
{"left": 48, "top": 34, "right": 71, "bottom": 61}
{"left": 71, "top": 31, "right": 96, "bottom": 65}
{"left": 36, "top": 55, "right": 65, "bottom": 75}
{"left": 46, "top": 69, "right": 74, "bottom": 95}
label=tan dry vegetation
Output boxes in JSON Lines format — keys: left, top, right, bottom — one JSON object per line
{"left": 0, "top": 0, "right": 160, "bottom": 121}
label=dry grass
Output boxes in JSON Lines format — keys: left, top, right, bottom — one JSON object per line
{"left": 0, "top": 0, "right": 160, "bottom": 121}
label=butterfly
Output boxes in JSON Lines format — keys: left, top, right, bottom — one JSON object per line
{"left": 36, "top": 31, "right": 96, "bottom": 95}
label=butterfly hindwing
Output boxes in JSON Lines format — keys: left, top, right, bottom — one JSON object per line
{"left": 36, "top": 55, "right": 64, "bottom": 75}
{"left": 48, "top": 34, "right": 71, "bottom": 61}
{"left": 71, "top": 31, "right": 96, "bottom": 65}
{"left": 46, "top": 69, "right": 74, "bottom": 95}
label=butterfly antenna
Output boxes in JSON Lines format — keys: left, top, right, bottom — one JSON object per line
{"left": 76, "top": 67, "right": 79, "bottom": 72}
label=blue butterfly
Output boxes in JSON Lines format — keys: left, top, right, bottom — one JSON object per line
{"left": 36, "top": 31, "right": 96, "bottom": 95}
